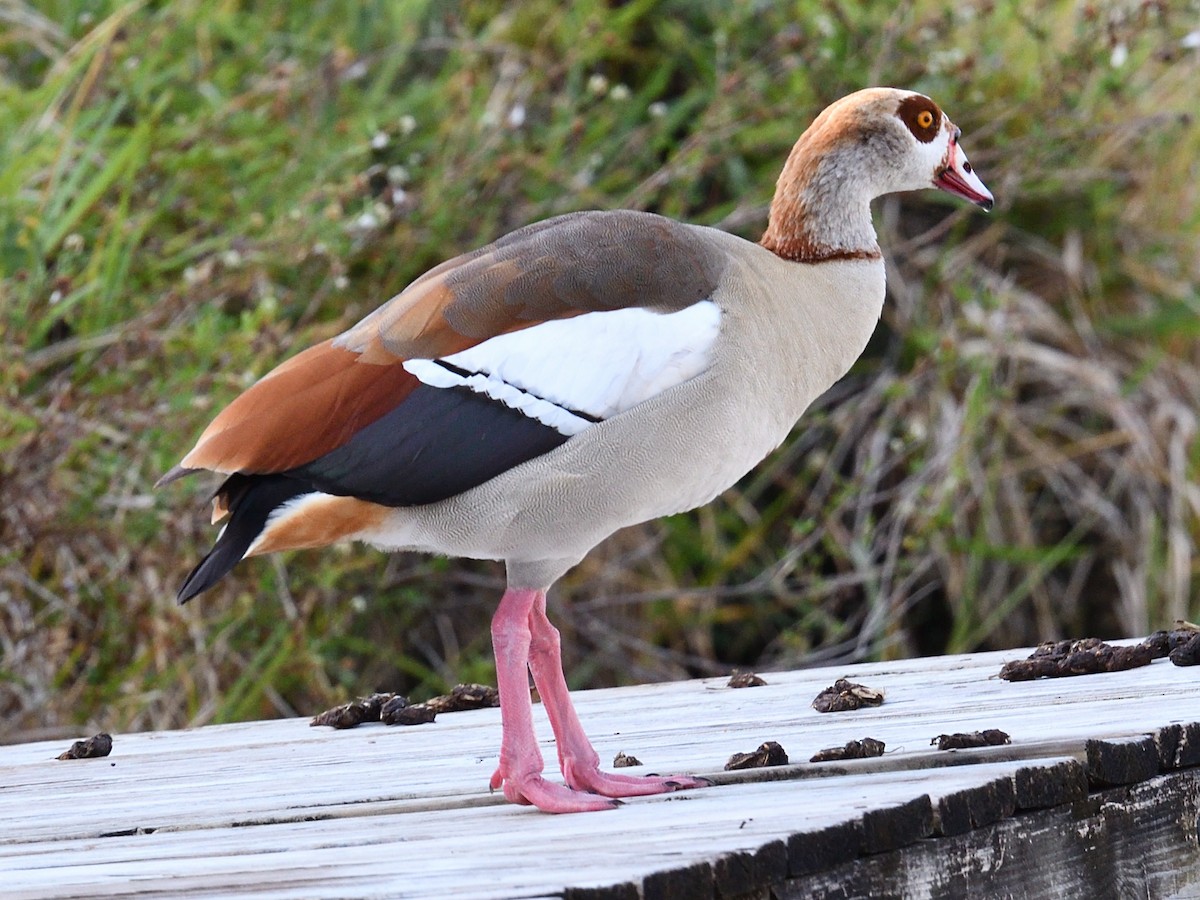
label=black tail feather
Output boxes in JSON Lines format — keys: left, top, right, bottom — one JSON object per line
{"left": 177, "top": 475, "right": 312, "bottom": 604}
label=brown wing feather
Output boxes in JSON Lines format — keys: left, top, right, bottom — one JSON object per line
{"left": 336, "top": 210, "right": 725, "bottom": 358}
{"left": 171, "top": 210, "right": 725, "bottom": 480}
{"left": 178, "top": 339, "right": 420, "bottom": 475}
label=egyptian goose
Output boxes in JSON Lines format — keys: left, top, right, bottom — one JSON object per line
{"left": 161, "top": 88, "right": 992, "bottom": 813}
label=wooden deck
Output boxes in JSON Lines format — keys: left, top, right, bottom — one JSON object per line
{"left": 3, "top": 642, "right": 1199, "bottom": 898}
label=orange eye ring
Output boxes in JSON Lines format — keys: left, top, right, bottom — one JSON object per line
{"left": 917, "top": 110, "right": 934, "bottom": 129}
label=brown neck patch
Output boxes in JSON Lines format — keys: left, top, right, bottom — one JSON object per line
{"left": 757, "top": 98, "right": 887, "bottom": 265}
{"left": 760, "top": 231, "right": 882, "bottom": 264}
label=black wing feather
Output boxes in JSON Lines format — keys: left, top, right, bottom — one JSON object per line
{"left": 284, "top": 383, "right": 568, "bottom": 506}
{"left": 177, "top": 475, "right": 311, "bottom": 604}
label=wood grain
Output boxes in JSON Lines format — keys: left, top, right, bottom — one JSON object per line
{"left": 2, "top": 642, "right": 1198, "bottom": 898}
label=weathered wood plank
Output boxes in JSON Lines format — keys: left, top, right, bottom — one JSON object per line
{"left": 1013, "top": 758, "right": 1088, "bottom": 809}
{"left": 1, "top": 644, "right": 1197, "bottom": 898}
{"left": 4, "top": 648, "right": 1193, "bottom": 837}
{"left": 860, "top": 794, "right": 934, "bottom": 854}
{"left": 932, "top": 773, "right": 1017, "bottom": 837}
{"left": 1086, "top": 734, "right": 1161, "bottom": 787}
{"left": 786, "top": 818, "right": 863, "bottom": 879}
{"left": 712, "top": 838, "right": 788, "bottom": 899}
{"left": 3, "top": 765, "right": 1056, "bottom": 898}
{"left": 1157, "top": 721, "right": 1200, "bottom": 771}
{"left": 775, "top": 771, "right": 1200, "bottom": 900}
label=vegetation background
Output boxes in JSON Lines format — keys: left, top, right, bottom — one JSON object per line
{"left": 2, "top": 0, "right": 1197, "bottom": 741}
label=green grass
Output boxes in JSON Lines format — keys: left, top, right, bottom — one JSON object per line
{"left": 1, "top": 0, "right": 1197, "bottom": 738}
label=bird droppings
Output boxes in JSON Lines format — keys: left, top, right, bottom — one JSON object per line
{"left": 56, "top": 733, "right": 113, "bottom": 761}
{"left": 1142, "top": 631, "right": 1179, "bottom": 659}
{"left": 809, "top": 738, "right": 885, "bottom": 762}
{"left": 812, "top": 678, "right": 885, "bottom": 712}
{"left": 998, "top": 639, "right": 1153, "bottom": 681}
{"left": 310, "top": 693, "right": 395, "bottom": 729}
{"left": 1141, "top": 625, "right": 1200, "bottom": 667}
{"left": 424, "top": 683, "right": 499, "bottom": 713}
{"left": 725, "top": 741, "right": 789, "bottom": 770}
{"left": 727, "top": 672, "right": 767, "bottom": 688}
{"left": 612, "top": 751, "right": 642, "bottom": 768}
{"left": 931, "top": 730, "right": 1012, "bottom": 751}
{"left": 1168, "top": 633, "right": 1200, "bottom": 667}
{"left": 383, "top": 701, "right": 436, "bottom": 726}
{"left": 377, "top": 694, "right": 411, "bottom": 722}
{"left": 310, "top": 684, "right": 498, "bottom": 729}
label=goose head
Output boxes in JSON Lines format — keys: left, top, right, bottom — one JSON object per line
{"left": 761, "top": 88, "right": 994, "bottom": 263}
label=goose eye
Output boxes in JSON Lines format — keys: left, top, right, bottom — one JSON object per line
{"left": 897, "top": 95, "right": 941, "bottom": 142}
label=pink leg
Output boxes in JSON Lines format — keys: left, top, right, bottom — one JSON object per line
{"left": 526, "top": 590, "right": 709, "bottom": 799}
{"left": 487, "top": 587, "right": 616, "bottom": 813}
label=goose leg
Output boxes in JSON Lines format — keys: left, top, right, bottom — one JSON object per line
{"left": 488, "top": 587, "right": 616, "bottom": 812}
{"left": 525, "top": 589, "right": 709, "bottom": 798}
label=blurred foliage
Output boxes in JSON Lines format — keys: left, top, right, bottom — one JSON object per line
{"left": 1, "top": 0, "right": 1197, "bottom": 739}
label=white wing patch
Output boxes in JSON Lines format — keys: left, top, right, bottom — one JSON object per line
{"left": 403, "top": 301, "right": 721, "bottom": 436}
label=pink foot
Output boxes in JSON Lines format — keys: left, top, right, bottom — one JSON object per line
{"left": 562, "top": 760, "right": 710, "bottom": 798}
{"left": 489, "top": 766, "right": 618, "bottom": 813}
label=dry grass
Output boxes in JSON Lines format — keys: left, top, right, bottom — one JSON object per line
{"left": 1, "top": 0, "right": 1197, "bottom": 739}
